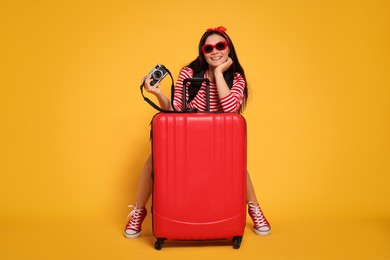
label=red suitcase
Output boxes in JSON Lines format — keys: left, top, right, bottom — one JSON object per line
{"left": 151, "top": 78, "right": 247, "bottom": 249}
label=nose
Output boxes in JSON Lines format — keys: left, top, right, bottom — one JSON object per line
{"left": 210, "top": 47, "right": 219, "bottom": 54}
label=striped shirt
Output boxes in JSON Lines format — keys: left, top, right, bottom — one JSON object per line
{"left": 173, "top": 67, "right": 246, "bottom": 113}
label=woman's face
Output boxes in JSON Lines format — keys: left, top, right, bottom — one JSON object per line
{"left": 202, "top": 34, "right": 230, "bottom": 69}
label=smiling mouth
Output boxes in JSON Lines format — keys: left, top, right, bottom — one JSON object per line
{"left": 211, "top": 56, "right": 222, "bottom": 61}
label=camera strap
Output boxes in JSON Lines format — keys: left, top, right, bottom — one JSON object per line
{"left": 140, "top": 66, "right": 177, "bottom": 113}
{"left": 140, "top": 66, "right": 220, "bottom": 113}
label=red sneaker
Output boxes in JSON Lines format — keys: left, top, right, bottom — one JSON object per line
{"left": 248, "top": 201, "right": 271, "bottom": 236}
{"left": 124, "top": 205, "right": 147, "bottom": 238}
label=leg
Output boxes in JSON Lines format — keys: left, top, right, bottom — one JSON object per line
{"left": 246, "top": 170, "right": 259, "bottom": 205}
{"left": 135, "top": 154, "right": 153, "bottom": 208}
{"left": 124, "top": 154, "right": 152, "bottom": 239}
{"left": 246, "top": 170, "right": 271, "bottom": 236}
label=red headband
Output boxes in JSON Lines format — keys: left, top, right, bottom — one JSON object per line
{"left": 207, "top": 26, "right": 227, "bottom": 33}
{"left": 201, "top": 26, "right": 230, "bottom": 43}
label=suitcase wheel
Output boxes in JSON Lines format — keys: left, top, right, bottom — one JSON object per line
{"left": 232, "top": 236, "right": 242, "bottom": 249}
{"left": 155, "top": 238, "right": 165, "bottom": 250}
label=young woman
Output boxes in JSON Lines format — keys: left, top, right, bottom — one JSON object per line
{"left": 124, "top": 26, "right": 271, "bottom": 238}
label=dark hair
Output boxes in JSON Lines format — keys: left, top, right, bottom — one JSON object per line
{"left": 187, "top": 30, "right": 249, "bottom": 113}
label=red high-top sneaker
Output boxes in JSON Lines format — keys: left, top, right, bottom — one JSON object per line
{"left": 124, "top": 205, "right": 147, "bottom": 239}
{"left": 248, "top": 201, "right": 271, "bottom": 236}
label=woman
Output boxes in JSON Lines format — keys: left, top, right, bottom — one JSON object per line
{"left": 124, "top": 26, "right": 271, "bottom": 238}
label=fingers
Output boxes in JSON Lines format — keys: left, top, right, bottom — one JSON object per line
{"left": 226, "top": 57, "right": 233, "bottom": 66}
{"left": 143, "top": 74, "right": 152, "bottom": 89}
{"left": 142, "top": 74, "right": 151, "bottom": 84}
{"left": 225, "top": 57, "right": 233, "bottom": 68}
{"left": 216, "top": 57, "right": 233, "bottom": 73}
{"left": 143, "top": 74, "right": 160, "bottom": 93}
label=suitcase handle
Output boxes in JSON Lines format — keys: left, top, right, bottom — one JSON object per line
{"left": 182, "top": 78, "right": 210, "bottom": 112}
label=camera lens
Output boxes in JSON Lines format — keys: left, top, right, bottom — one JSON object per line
{"left": 153, "top": 70, "right": 162, "bottom": 79}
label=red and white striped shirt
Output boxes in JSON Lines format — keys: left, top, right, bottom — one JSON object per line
{"left": 173, "top": 67, "right": 246, "bottom": 113}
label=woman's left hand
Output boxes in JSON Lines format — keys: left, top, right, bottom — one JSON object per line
{"left": 215, "top": 57, "right": 233, "bottom": 74}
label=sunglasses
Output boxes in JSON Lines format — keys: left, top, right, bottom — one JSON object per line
{"left": 201, "top": 41, "right": 228, "bottom": 54}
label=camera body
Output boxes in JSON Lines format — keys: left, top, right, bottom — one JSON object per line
{"left": 149, "top": 64, "right": 168, "bottom": 86}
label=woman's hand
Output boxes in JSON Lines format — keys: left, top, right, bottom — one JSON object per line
{"left": 142, "top": 74, "right": 172, "bottom": 110}
{"left": 143, "top": 74, "right": 162, "bottom": 96}
{"left": 214, "top": 57, "right": 233, "bottom": 74}
{"left": 213, "top": 57, "right": 233, "bottom": 100}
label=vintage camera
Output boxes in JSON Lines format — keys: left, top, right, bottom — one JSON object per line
{"left": 149, "top": 64, "right": 168, "bottom": 86}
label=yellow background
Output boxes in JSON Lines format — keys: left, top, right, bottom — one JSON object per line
{"left": 1, "top": 0, "right": 389, "bottom": 259}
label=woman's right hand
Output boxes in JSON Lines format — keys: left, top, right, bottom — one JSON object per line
{"left": 143, "top": 74, "right": 162, "bottom": 96}
{"left": 142, "top": 74, "right": 172, "bottom": 110}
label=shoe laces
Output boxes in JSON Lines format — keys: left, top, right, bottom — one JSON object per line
{"left": 248, "top": 201, "right": 269, "bottom": 227}
{"left": 126, "top": 205, "right": 145, "bottom": 229}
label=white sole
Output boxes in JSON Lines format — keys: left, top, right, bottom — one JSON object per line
{"left": 124, "top": 230, "right": 141, "bottom": 239}
{"left": 254, "top": 228, "right": 271, "bottom": 236}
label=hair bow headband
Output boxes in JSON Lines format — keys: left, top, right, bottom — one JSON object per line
{"left": 206, "top": 26, "right": 227, "bottom": 33}
{"left": 202, "top": 26, "right": 230, "bottom": 43}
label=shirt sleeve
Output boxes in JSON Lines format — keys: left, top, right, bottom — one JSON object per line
{"left": 219, "top": 73, "right": 246, "bottom": 113}
{"left": 172, "top": 67, "right": 193, "bottom": 111}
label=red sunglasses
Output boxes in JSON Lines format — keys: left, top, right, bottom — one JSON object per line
{"left": 202, "top": 41, "right": 228, "bottom": 54}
